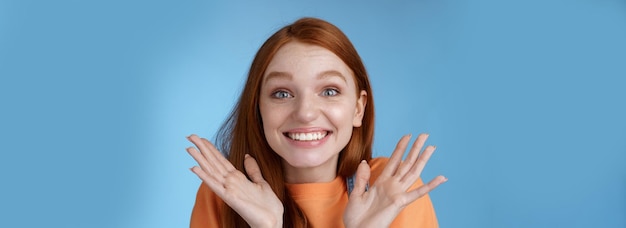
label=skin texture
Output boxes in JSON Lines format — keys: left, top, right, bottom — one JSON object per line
{"left": 186, "top": 42, "right": 447, "bottom": 228}
{"left": 259, "top": 41, "right": 367, "bottom": 184}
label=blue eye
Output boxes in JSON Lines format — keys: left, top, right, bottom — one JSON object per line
{"left": 272, "top": 90, "right": 292, "bottom": 99}
{"left": 322, "top": 88, "right": 339, "bottom": 97}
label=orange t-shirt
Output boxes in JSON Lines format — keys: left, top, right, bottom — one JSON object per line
{"left": 190, "top": 157, "right": 439, "bottom": 227}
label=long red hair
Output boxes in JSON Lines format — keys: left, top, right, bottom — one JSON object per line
{"left": 215, "top": 17, "right": 375, "bottom": 228}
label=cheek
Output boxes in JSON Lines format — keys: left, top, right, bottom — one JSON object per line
{"left": 259, "top": 100, "right": 273, "bottom": 133}
{"left": 325, "top": 102, "right": 356, "bottom": 126}
{"left": 259, "top": 101, "right": 287, "bottom": 133}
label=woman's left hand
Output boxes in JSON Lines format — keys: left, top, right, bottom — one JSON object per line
{"left": 343, "top": 134, "right": 447, "bottom": 228}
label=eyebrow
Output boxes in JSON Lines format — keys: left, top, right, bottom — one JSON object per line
{"left": 264, "top": 71, "right": 292, "bottom": 83}
{"left": 318, "top": 70, "right": 347, "bottom": 82}
{"left": 264, "top": 70, "right": 347, "bottom": 83}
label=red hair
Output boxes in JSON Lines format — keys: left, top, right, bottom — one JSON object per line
{"left": 215, "top": 17, "right": 375, "bottom": 227}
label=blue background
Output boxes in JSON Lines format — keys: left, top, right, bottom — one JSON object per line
{"left": 1, "top": 0, "right": 624, "bottom": 227}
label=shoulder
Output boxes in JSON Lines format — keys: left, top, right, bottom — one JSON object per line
{"left": 368, "top": 157, "right": 390, "bottom": 183}
{"left": 190, "top": 183, "right": 223, "bottom": 228}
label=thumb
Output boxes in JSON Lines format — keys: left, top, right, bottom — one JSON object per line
{"left": 351, "top": 160, "right": 371, "bottom": 197}
{"left": 244, "top": 154, "right": 266, "bottom": 183}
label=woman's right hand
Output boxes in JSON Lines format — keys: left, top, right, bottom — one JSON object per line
{"left": 186, "top": 134, "right": 284, "bottom": 228}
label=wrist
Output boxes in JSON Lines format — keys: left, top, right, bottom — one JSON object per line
{"left": 250, "top": 215, "right": 282, "bottom": 228}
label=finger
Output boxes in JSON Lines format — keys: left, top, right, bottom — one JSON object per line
{"left": 405, "top": 175, "right": 447, "bottom": 204}
{"left": 350, "top": 160, "right": 371, "bottom": 197}
{"left": 380, "top": 134, "right": 412, "bottom": 177}
{"left": 188, "top": 135, "right": 229, "bottom": 176}
{"left": 190, "top": 166, "right": 213, "bottom": 184}
{"left": 400, "top": 145, "right": 436, "bottom": 185}
{"left": 396, "top": 133, "right": 429, "bottom": 177}
{"left": 201, "top": 137, "right": 235, "bottom": 172}
{"left": 190, "top": 166, "right": 226, "bottom": 194}
{"left": 186, "top": 146, "right": 219, "bottom": 176}
{"left": 243, "top": 154, "right": 266, "bottom": 184}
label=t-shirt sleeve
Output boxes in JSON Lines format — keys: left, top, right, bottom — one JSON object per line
{"left": 190, "top": 182, "right": 222, "bottom": 228}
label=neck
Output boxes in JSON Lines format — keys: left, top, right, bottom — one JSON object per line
{"left": 282, "top": 156, "right": 339, "bottom": 184}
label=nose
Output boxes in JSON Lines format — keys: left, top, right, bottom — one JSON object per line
{"left": 293, "top": 94, "right": 320, "bottom": 123}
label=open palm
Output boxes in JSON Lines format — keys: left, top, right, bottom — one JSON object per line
{"left": 186, "top": 135, "right": 283, "bottom": 228}
{"left": 344, "top": 134, "right": 447, "bottom": 228}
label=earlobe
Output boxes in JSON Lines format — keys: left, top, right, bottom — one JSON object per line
{"left": 353, "top": 90, "right": 367, "bottom": 127}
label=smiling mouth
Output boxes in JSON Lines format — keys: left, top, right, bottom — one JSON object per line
{"left": 284, "top": 131, "right": 330, "bottom": 141}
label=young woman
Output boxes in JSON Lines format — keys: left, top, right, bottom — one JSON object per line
{"left": 186, "top": 17, "right": 447, "bottom": 228}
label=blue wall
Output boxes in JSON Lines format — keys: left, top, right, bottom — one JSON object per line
{"left": 1, "top": 0, "right": 624, "bottom": 227}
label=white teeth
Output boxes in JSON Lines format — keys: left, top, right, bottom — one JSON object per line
{"left": 288, "top": 131, "right": 327, "bottom": 141}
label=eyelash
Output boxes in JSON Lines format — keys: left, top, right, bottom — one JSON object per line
{"left": 271, "top": 90, "right": 293, "bottom": 99}
{"left": 270, "top": 88, "right": 341, "bottom": 99}
{"left": 322, "top": 88, "right": 340, "bottom": 97}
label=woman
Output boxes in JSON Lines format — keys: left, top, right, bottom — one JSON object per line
{"left": 186, "top": 17, "right": 447, "bottom": 228}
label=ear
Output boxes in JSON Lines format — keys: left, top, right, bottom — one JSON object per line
{"left": 353, "top": 90, "right": 367, "bottom": 127}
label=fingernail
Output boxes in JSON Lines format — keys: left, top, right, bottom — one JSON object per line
{"left": 245, "top": 154, "right": 250, "bottom": 159}
{"left": 361, "top": 160, "right": 366, "bottom": 163}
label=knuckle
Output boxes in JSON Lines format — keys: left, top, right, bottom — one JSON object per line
{"left": 391, "top": 195, "right": 409, "bottom": 207}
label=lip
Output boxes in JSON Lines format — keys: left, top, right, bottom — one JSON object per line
{"left": 284, "top": 127, "right": 330, "bottom": 133}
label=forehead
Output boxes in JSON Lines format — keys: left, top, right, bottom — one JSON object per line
{"left": 264, "top": 42, "right": 355, "bottom": 82}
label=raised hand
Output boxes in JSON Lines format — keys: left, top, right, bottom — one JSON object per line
{"left": 186, "top": 134, "right": 283, "bottom": 228}
{"left": 343, "top": 134, "right": 447, "bottom": 228}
